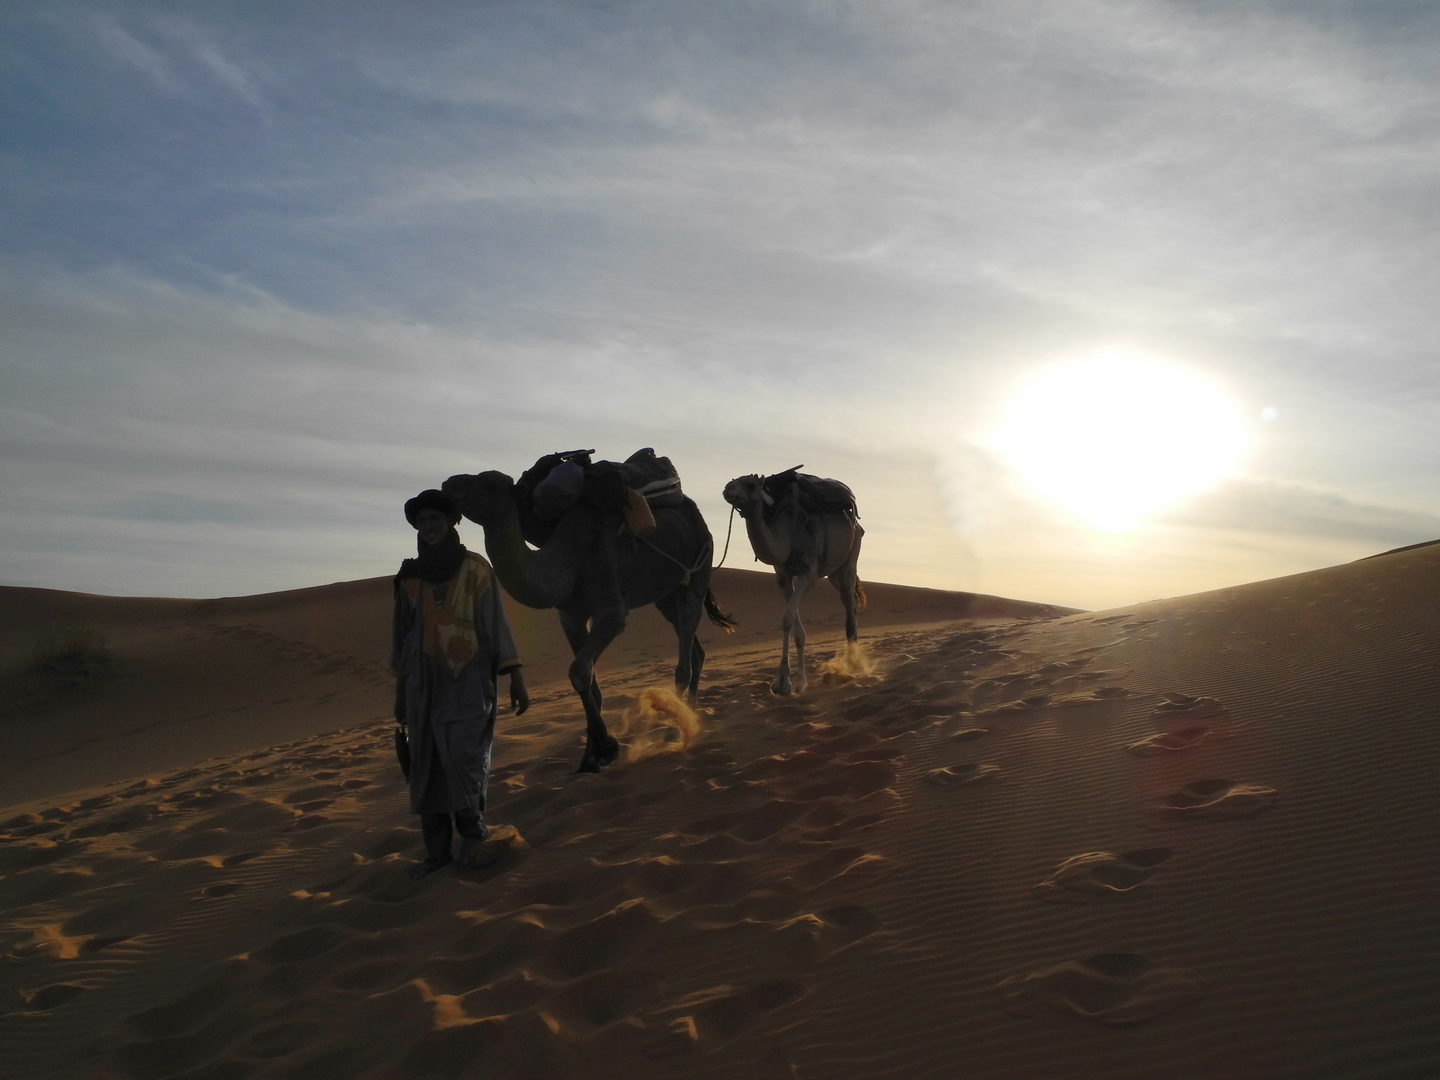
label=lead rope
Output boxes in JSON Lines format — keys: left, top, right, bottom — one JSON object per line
{"left": 640, "top": 534, "right": 713, "bottom": 587}
{"left": 714, "top": 504, "right": 737, "bottom": 572}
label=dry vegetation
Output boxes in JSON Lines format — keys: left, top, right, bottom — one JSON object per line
{"left": 29, "top": 625, "right": 112, "bottom": 688}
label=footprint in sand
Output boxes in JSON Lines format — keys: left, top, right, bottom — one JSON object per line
{"left": 537, "top": 898, "right": 661, "bottom": 981}
{"left": 1090, "top": 685, "right": 1130, "bottom": 700}
{"left": 773, "top": 903, "right": 881, "bottom": 961}
{"left": 199, "top": 850, "right": 263, "bottom": 869}
{"left": 121, "top": 965, "right": 248, "bottom": 1045}
{"left": 284, "top": 783, "right": 346, "bottom": 805}
{"left": 548, "top": 969, "right": 664, "bottom": 1035}
{"left": 17, "top": 982, "right": 87, "bottom": 1012}
{"left": 793, "top": 846, "right": 884, "bottom": 889}
{"left": 1157, "top": 779, "right": 1275, "bottom": 818}
{"left": 917, "top": 679, "right": 967, "bottom": 702}
{"left": 1153, "top": 692, "right": 1227, "bottom": 718}
{"left": 1033, "top": 849, "right": 1173, "bottom": 902}
{"left": 982, "top": 694, "right": 1051, "bottom": 716}
{"left": 999, "top": 952, "right": 1206, "bottom": 1027}
{"left": 791, "top": 760, "right": 898, "bottom": 802}
{"left": 5, "top": 925, "right": 89, "bottom": 962}
{"left": 81, "top": 934, "right": 134, "bottom": 955}
{"left": 254, "top": 926, "right": 349, "bottom": 965}
{"left": 1126, "top": 724, "right": 1211, "bottom": 755}
{"left": 365, "top": 828, "right": 419, "bottom": 858}
{"left": 798, "top": 804, "right": 887, "bottom": 843}
{"left": 647, "top": 980, "right": 806, "bottom": 1058}
{"left": 926, "top": 763, "right": 1001, "bottom": 787}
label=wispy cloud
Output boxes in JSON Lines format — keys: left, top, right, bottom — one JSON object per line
{"left": 3, "top": 0, "right": 1440, "bottom": 603}
{"left": 1162, "top": 478, "right": 1440, "bottom": 548}
{"left": 90, "top": 12, "right": 183, "bottom": 93}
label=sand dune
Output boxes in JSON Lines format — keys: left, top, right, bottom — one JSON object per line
{"left": 0, "top": 568, "right": 1066, "bottom": 808}
{"left": 3, "top": 549, "right": 1440, "bottom": 1078}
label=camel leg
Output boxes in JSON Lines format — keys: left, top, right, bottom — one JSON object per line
{"left": 791, "top": 574, "right": 815, "bottom": 693}
{"left": 572, "top": 606, "right": 628, "bottom": 773}
{"left": 654, "top": 588, "right": 705, "bottom": 704}
{"left": 773, "top": 575, "right": 795, "bottom": 695}
{"left": 831, "top": 560, "right": 862, "bottom": 642}
{"left": 557, "top": 607, "right": 603, "bottom": 711}
{"left": 825, "top": 522, "right": 865, "bottom": 642}
{"left": 558, "top": 607, "right": 621, "bottom": 773}
{"left": 774, "top": 571, "right": 818, "bottom": 695}
{"left": 688, "top": 635, "right": 705, "bottom": 702}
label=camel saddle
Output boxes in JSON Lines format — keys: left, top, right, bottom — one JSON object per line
{"left": 618, "top": 447, "right": 685, "bottom": 508}
{"left": 521, "top": 448, "right": 686, "bottom": 523}
{"left": 762, "top": 467, "right": 858, "bottom": 522}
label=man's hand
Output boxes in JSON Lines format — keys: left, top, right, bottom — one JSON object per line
{"left": 509, "top": 669, "right": 530, "bottom": 715}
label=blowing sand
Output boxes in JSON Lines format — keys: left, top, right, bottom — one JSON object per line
{"left": 2, "top": 552, "right": 1439, "bottom": 1078}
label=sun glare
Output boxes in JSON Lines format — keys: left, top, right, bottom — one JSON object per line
{"left": 985, "top": 351, "right": 1251, "bottom": 531}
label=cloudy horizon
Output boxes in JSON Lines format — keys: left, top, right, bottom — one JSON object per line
{"left": 5, "top": 0, "right": 1440, "bottom": 611}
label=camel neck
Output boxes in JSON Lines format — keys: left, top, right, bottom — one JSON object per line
{"left": 481, "top": 497, "right": 585, "bottom": 609}
{"left": 743, "top": 506, "right": 791, "bottom": 567}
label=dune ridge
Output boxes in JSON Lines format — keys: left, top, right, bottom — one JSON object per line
{"left": 0, "top": 568, "right": 1067, "bottom": 808}
{"left": 2, "top": 549, "right": 1439, "bottom": 1077}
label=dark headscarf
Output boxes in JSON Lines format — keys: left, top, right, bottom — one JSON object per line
{"left": 397, "top": 490, "right": 467, "bottom": 583}
{"left": 403, "top": 489, "right": 460, "bottom": 527}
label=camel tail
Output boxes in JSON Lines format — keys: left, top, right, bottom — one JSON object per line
{"left": 705, "top": 589, "right": 738, "bottom": 633}
{"left": 855, "top": 579, "right": 868, "bottom": 612}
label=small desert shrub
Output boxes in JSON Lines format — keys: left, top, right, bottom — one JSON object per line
{"left": 31, "top": 625, "right": 113, "bottom": 688}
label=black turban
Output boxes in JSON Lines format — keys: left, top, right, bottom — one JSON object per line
{"left": 404, "top": 489, "right": 460, "bottom": 527}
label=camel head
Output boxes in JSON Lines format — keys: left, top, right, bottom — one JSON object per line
{"left": 722, "top": 474, "right": 766, "bottom": 518}
{"left": 442, "top": 471, "right": 516, "bottom": 527}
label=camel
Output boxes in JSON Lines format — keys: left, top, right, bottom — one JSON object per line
{"left": 722, "top": 472, "right": 865, "bottom": 695}
{"left": 442, "top": 468, "right": 734, "bottom": 773}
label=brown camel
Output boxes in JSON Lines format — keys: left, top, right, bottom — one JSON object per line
{"left": 442, "top": 469, "right": 734, "bottom": 773}
{"left": 722, "top": 472, "right": 865, "bottom": 695}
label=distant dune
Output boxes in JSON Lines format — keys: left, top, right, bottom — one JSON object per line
{"left": 0, "top": 568, "right": 1070, "bottom": 808}
{"left": 3, "top": 550, "right": 1439, "bottom": 1078}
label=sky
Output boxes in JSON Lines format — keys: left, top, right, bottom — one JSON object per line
{"left": 4, "top": 0, "right": 1440, "bottom": 611}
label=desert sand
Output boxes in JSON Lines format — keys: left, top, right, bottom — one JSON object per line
{"left": 2, "top": 551, "right": 1439, "bottom": 1079}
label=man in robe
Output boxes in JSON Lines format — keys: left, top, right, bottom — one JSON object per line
{"left": 391, "top": 489, "right": 529, "bottom": 880}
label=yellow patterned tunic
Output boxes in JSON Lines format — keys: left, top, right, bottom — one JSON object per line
{"left": 391, "top": 551, "right": 521, "bottom": 816}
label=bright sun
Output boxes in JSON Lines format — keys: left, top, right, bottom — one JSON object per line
{"left": 985, "top": 351, "right": 1252, "bottom": 531}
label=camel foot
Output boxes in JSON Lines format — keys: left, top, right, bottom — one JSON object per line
{"left": 577, "top": 733, "right": 621, "bottom": 773}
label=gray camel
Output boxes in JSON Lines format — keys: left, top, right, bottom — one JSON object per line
{"left": 442, "top": 469, "right": 734, "bottom": 773}
{"left": 721, "top": 473, "right": 865, "bottom": 695}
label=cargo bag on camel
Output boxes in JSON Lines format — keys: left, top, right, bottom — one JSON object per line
{"left": 761, "top": 466, "right": 859, "bottom": 525}
{"left": 444, "top": 449, "right": 734, "bottom": 774}
{"left": 518, "top": 447, "right": 687, "bottom": 541}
